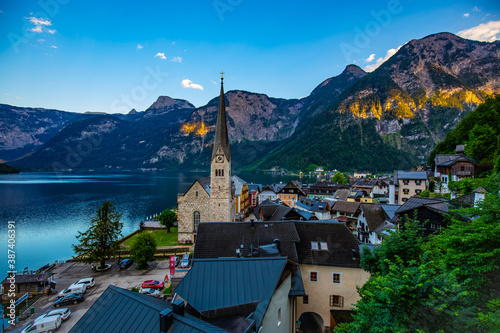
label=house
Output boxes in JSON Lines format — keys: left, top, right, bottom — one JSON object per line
{"left": 193, "top": 221, "right": 370, "bottom": 332}
{"left": 353, "top": 171, "right": 370, "bottom": 178}
{"left": 332, "top": 189, "right": 350, "bottom": 202}
{"left": 347, "top": 190, "right": 368, "bottom": 202}
{"left": 259, "top": 185, "right": 277, "bottom": 203}
{"left": 277, "top": 181, "right": 307, "bottom": 208}
{"left": 350, "top": 178, "right": 388, "bottom": 196}
{"left": 392, "top": 170, "right": 429, "bottom": 205}
{"left": 231, "top": 175, "right": 249, "bottom": 217}
{"left": 331, "top": 201, "right": 362, "bottom": 234}
{"left": 295, "top": 198, "right": 332, "bottom": 220}
{"left": 357, "top": 203, "right": 400, "bottom": 244}
{"left": 69, "top": 285, "right": 227, "bottom": 333}
{"left": 248, "top": 183, "right": 262, "bottom": 209}
{"left": 1, "top": 273, "right": 50, "bottom": 295}
{"left": 306, "top": 181, "right": 350, "bottom": 200}
{"left": 394, "top": 196, "right": 451, "bottom": 236}
{"left": 433, "top": 145, "right": 476, "bottom": 193}
{"left": 457, "top": 186, "right": 488, "bottom": 207}
{"left": 253, "top": 199, "right": 310, "bottom": 221}
{"left": 293, "top": 221, "right": 370, "bottom": 331}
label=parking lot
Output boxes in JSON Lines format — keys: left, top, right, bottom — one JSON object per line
{"left": 6, "top": 260, "right": 187, "bottom": 333}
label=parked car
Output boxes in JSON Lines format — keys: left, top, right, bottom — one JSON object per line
{"left": 180, "top": 253, "right": 190, "bottom": 268}
{"left": 73, "top": 277, "right": 95, "bottom": 289}
{"left": 58, "top": 284, "right": 86, "bottom": 298}
{"left": 141, "top": 280, "right": 164, "bottom": 290}
{"left": 174, "top": 256, "right": 180, "bottom": 267}
{"left": 21, "top": 316, "right": 62, "bottom": 333}
{"left": 36, "top": 308, "right": 71, "bottom": 321}
{"left": 119, "top": 259, "right": 133, "bottom": 269}
{"left": 54, "top": 294, "right": 84, "bottom": 307}
{"left": 139, "top": 288, "right": 161, "bottom": 297}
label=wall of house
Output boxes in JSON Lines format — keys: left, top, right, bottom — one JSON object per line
{"left": 260, "top": 275, "right": 292, "bottom": 333}
{"left": 177, "top": 182, "right": 211, "bottom": 244}
{"left": 297, "top": 265, "right": 370, "bottom": 331}
{"left": 259, "top": 191, "right": 277, "bottom": 203}
{"left": 397, "top": 179, "right": 428, "bottom": 204}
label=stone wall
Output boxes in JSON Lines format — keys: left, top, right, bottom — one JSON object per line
{"left": 177, "top": 181, "right": 211, "bottom": 244}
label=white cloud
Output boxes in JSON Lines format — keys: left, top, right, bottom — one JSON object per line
{"left": 171, "top": 56, "right": 182, "bottom": 63}
{"left": 137, "top": 44, "right": 143, "bottom": 50}
{"left": 365, "top": 53, "right": 376, "bottom": 62}
{"left": 364, "top": 46, "right": 402, "bottom": 72}
{"left": 155, "top": 52, "right": 166, "bottom": 60}
{"left": 211, "top": 80, "right": 217, "bottom": 85}
{"left": 51, "top": 45, "right": 57, "bottom": 48}
{"left": 37, "top": 39, "right": 45, "bottom": 43}
{"left": 170, "top": 41, "right": 176, "bottom": 45}
{"left": 47, "top": 29, "right": 56, "bottom": 34}
{"left": 181, "top": 79, "right": 204, "bottom": 91}
{"left": 458, "top": 20, "right": 500, "bottom": 42}
{"left": 463, "top": 13, "right": 470, "bottom": 18}
{"left": 473, "top": 6, "right": 480, "bottom": 12}
{"left": 28, "top": 26, "right": 43, "bottom": 33}
{"left": 27, "top": 17, "right": 52, "bottom": 26}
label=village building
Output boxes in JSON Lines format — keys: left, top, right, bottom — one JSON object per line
{"left": 177, "top": 75, "right": 236, "bottom": 244}
{"left": 433, "top": 145, "right": 477, "bottom": 193}
{"left": 248, "top": 183, "right": 262, "bottom": 209}
{"left": 277, "top": 180, "right": 307, "bottom": 208}
{"left": 390, "top": 170, "right": 429, "bottom": 205}
{"left": 306, "top": 181, "right": 350, "bottom": 200}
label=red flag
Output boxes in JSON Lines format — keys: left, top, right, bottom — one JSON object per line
{"left": 169, "top": 256, "right": 176, "bottom": 277}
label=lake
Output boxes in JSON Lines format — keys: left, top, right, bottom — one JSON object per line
{"left": 0, "top": 171, "right": 311, "bottom": 275}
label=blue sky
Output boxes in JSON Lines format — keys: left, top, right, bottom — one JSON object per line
{"left": 0, "top": 0, "right": 499, "bottom": 113}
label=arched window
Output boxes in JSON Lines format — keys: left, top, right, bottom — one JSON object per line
{"left": 222, "top": 169, "right": 224, "bottom": 177}
{"left": 193, "top": 211, "right": 200, "bottom": 231}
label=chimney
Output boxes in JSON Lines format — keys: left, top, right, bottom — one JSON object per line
{"left": 172, "top": 299, "right": 185, "bottom": 316}
{"left": 250, "top": 219, "right": 254, "bottom": 228}
{"left": 273, "top": 239, "right": 281, "bottom": 253}
{"left": 159, "top": 309, "right": 173, "bottom": 333}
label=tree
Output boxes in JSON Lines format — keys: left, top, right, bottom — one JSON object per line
{"left": 332, "top": 171, "right": 348, "bottom": 184}
{"left": 73, "top": 201, "right": 123, "bottom": 268}
{"left": 130, "top": 233, "right": 157, "bottom": 269}
{"left": 157, "top": 209, "right": 177, "bottom": 233}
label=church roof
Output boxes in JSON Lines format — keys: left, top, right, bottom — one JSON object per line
{"left": 211, "top": 76, "right": 231, "bottom": 162}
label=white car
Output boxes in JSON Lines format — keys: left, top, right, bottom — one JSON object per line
{"left": 58, "top": 284, "right": 86, "bottom": 298}
{"left": 73, "top": 277, "right": 95, "bottom": 289}
{"left": 21, "top": 316, "right": 62, "bottom": 333}
{"left": 139, "top": 288, "right": 161, "bottom": 297}
{"left": 36, "top": 308, "right": 71, "bottom": 321}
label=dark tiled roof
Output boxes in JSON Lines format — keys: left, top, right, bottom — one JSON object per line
{"left": 360, "top": 204, "right": 387, "bottom": 232}
{"left": 2, "top": 273, "right": 49, "bottom": 285}
{"left": 396, "top": 171, "right": 428, "bottom": 180}
{"left": 434, "top": 154, "right": 464, "bottom": 165}
{"left": 247, "top": 184, "right": 262, "bottom": 192}
{"left": 331, "top": 201, "right": 361, "bottom": 215}
{"left": 373, "top": 220, "right": 396, "bottom": 235}
{"left": 380, "top": 204, "right": 401, "bottom": 220}
{"left": 395, "top": 197, "right": 449, "bottom": 215}
{"left": 293, "top": 221, "right": 362, "bottom": 268}
{"left": 69, "top": 285, "right": 225, "bottom": 333}
{"left": 193, "top": 221, "right": 300, "bottom": 262}
{"left": 175, "top": 257, "right": 290, "bottom": 327}
{"left": 436, "top": 156, "right": 476, "bottom": 166}
{"left": 254, "top": 199, "right": 303, "bottom": 221}
{"left": 333, "top": 189, "right": 350, "bottom": 201}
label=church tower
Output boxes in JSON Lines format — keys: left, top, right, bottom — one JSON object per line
{"left": 210, "top": 72, "right": 235, "bottom": 222}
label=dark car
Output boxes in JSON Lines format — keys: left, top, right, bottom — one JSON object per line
{"left": 119, "top": 259, "right": 133, "bottom": 269}
{"left": 54, "top": 294, "right": 84, "bottom": 307}
{"left": 174, "top": 256, "right": 180, "bottom": 267}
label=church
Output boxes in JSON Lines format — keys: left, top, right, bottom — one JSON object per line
{"left": 177, "top": 74, "right": 236, "bottom": 244}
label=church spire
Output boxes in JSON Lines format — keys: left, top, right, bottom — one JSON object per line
{"left": 211, "top": 71, "right": 231, "bottom": 162}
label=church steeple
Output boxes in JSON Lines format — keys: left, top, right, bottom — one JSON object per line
{"left": 211, "top": 71, "right": 231, "bottom": 162}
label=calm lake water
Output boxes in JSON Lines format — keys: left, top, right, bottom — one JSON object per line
{"left": 0, "top": 171, "right": 309, "bottom": 276}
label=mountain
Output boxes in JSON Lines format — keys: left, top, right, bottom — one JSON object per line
{"left": 254, "top": 32, "right": 500, "bottom": 171}
{"left": 6, "top": 33, "right": 500, "bottom": 172}
{"left": 0, "top": 104, "right": 80, "bottom": 161}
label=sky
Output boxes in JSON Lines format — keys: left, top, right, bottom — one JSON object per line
{"left": 0, "top": 0, "right": 499, "bottom": 113}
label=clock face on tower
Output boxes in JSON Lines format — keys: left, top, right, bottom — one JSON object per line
{"left": 216, "top": 155, "right": 224, "bottom": 163}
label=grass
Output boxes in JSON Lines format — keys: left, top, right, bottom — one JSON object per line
{"left": 123, "top": 228, "right": 179, "bottom": 247}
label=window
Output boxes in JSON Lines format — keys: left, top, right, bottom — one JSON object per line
{"left": 415, "top": 189, "right": 422, "bottom": 195}
{"left": 330, "top": 295, "right": 344, "bottom": 307}
{"left": 416, "top": 180, "right": 421, "bottom": 185}
{"left": 311, "top": 242, "right": 319, "bottom": 250}
{"left": 310, "top": 271, "right": 318, "bottom": 282}
{"left": 303, "top": 295, "right": 309, "bottom": 304}
{"left": 403, "top": 189, "right": 409, "bottom": 194}
{"left": 403, "top": 179, "right": 409, "bottom": 185}
{"left": 402, "top": 198, "right": 408, "bottom": 202}
{"left": 320, "top": 242, "right": 328, "bottom": 251}
{"left": 196, "top": 191, "right": 198, "bottom": 198}
{"left": 277, "top": 308, "right": 281, "bottom": 326}
{"left": 193, "top": 211, "right": 200, "bottom": 231}
{"left": 332, "top": 273, "right": 341, "bottom": 284}
{"left": 461, "top": 166, "right": 465, "bottom": 171}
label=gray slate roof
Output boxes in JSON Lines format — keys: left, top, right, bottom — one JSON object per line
{"left": 175, "top": 257, "right": 289, "bottom": 327}
{"left": 69, "top": 285, "right": 225, "bottom": 333}
{"left": 396, "top": 171, "right": 428, "bottom": 180}
{"left": 331, "top": 201, "right": 361, "bottom": 215}
{"left": 380, "top": 204, "right": 401, "bottom": 220}
{"left": 360, "top": 204, "right": 387, "bottom": 232}
{"left": 333, "top": 189, "right": 350, "bottom": 201}
{"left": 2, "top": 273, "right": 49, "bottom": 284}
{"left": 395, "top": 197, "right": 449, "bottom": 215}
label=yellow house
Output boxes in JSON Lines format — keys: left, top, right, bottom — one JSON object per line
{"left": 277, "top": 180, "right": 306, "bottom": 208}
{"left": 294, "top": 222, "right": 370, "bottom": 332}
{"left": 232, "top": 175, "right": 249, "bottom": 215}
